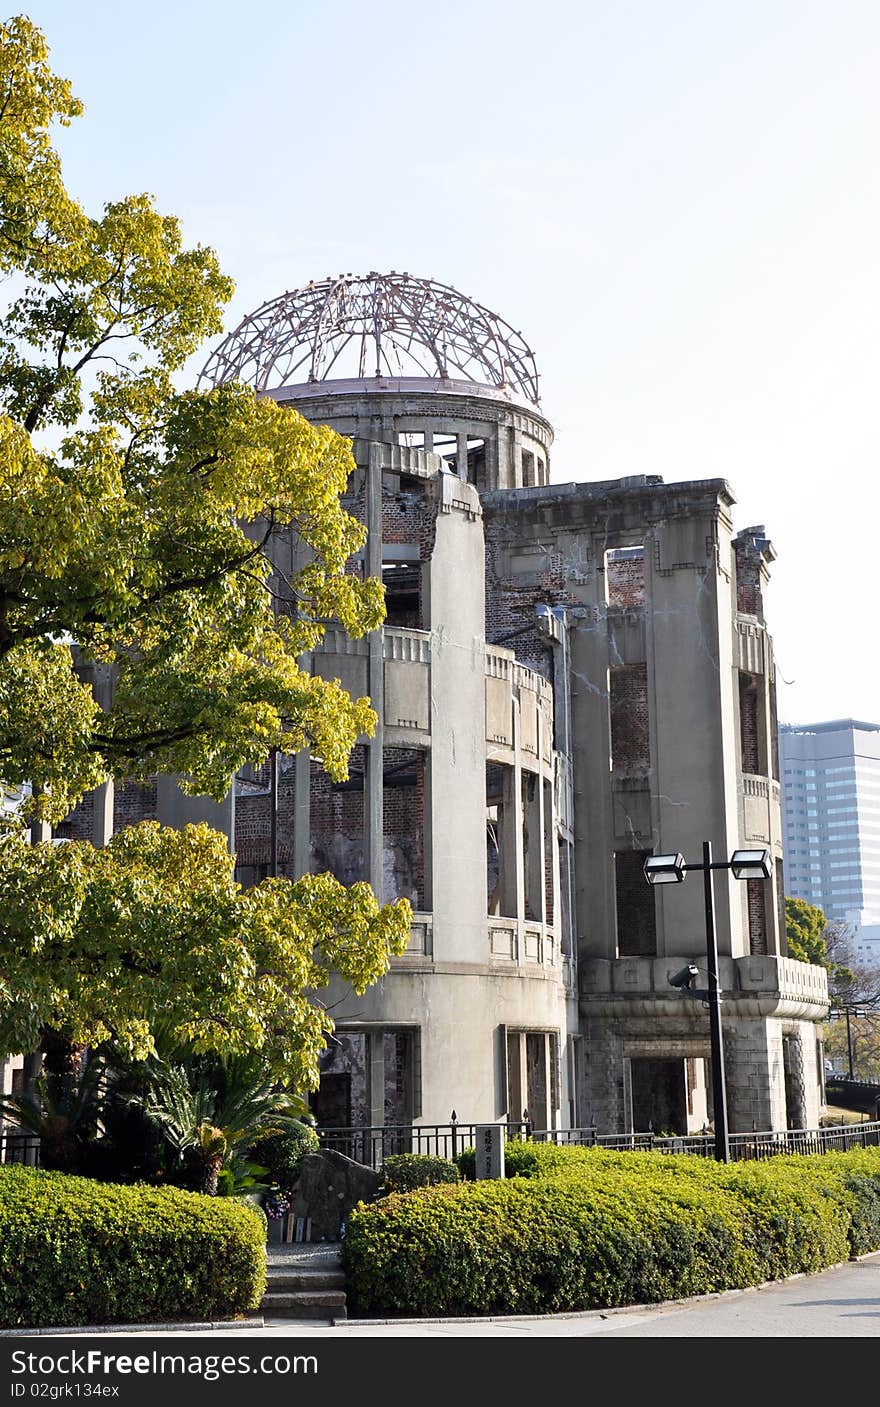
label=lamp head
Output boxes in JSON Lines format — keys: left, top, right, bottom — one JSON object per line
{"left": 730, "top": 848, "right": 771, "bottom": 881}
{"left": 644, "top": 853, "right": 685, "bottom": 885}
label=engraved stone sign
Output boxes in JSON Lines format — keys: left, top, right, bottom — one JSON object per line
{"left": 474, "top": 1123, "right": 505, "bottom": 1179}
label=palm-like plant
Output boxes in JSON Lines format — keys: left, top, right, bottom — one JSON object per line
{"left": 138, "top": 1052, "right": 308, "bottom": 1195}
{"left": 0, "top": 1052, "right": 105, "bottom": 1171}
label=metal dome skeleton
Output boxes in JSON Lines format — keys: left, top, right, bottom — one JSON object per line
{"left": 199, "top": 272, "right": 541, "bottom": 405}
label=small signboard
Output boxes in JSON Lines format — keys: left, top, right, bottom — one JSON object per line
{"left": 474, "top": 1124, "right": 505, "bottom": 1179}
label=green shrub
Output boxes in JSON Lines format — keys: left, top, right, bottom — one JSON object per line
{"left": 248, "top": 1121, "right": 320, "bottom": 1191}
{"left": 344, "top": 1145, "right": 880, "bottom": 1317}
{"left": 382, "top": 1153, "right": 460, "bottom": 1192}
{"left": 0, "top": 1165, "right": 266, "bottom": 1328}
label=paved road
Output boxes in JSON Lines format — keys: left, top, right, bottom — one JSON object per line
{"left": 109, "top": 1253, "right": 880, "bottom": 1338}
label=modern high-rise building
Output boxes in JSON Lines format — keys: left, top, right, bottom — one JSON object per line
{"left": 780, "top": 720, "right": 880, "bottom": 925}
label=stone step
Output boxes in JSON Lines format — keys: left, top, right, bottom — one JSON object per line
{"left": 265, "top": 1267, "right": 346, "bottom": 1291}
{"left": 261, "top": 1289, "right": 347, "bottom": 1321}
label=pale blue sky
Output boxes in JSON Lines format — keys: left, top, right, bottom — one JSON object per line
{"left": 26, "top": 0, "right": 880, "bottom": 725}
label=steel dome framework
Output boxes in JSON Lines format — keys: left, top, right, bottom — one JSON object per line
{"left": 199, "top": 272, "right": 541, "bottom": 405}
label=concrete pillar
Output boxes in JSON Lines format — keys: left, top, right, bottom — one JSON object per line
{"left": 365, "top": 443, "right": 384, "bottom": 897}
{"left": 156, "top": 777, "right": 235, "bottom": 852}
{"left": 724, "top": 1017, "right": 786, "bottom": 1132}
{"left": 91, "top": 779, "right": 114, "bottom": 848}
{"left": 456, "top": 431, "right": 468, "bottom": 482}
{"left": 512, "top": 703, "right": 523, "bottom": 934}
{"left": 511, "top": 428, "right": 523, "bottom": 489}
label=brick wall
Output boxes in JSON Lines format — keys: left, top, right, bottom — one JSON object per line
{"left": 739, "top": 673, "right": 761, "bottom": 774}
{"left": 610, "top": 664, "right": 650, "bottom": 770}
{"left": 234, "top": 755, "right": 297, "bottom": 875}
{"left": 484, "top": 518, "right": 576, "bottom": 676}
{"left": 734, "top": 534, "right": 764, "bottom": 618}
{"left": 55, "top": 778, "right": 158, "bottom": 840}
{"left": 113, "top": 780, "right": 158, "bottom": 831}
{"left": 747, "top": 878, "right": 768, "bottom": 955}
{"left": 606, "top": 551, "right": 645, "bottom": 607}
{"left": 615, "top": 848, "right": 657, "bottom": 956}
{"left": 54, "top": 791, "right": 94, "bottom": 841}
{"left": 309, "top": 745, "right": 366, "bottom": 886}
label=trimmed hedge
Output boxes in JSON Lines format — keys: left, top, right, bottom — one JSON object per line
{"left": 248, "top": 1122, "right": 320, "bottom": 1190}
{"left": 382, "top": 1154, "right": 460, "bottom": 1192}
{"left": 344, "top": 1144, "right": 880, "bottom": 1317}
{"left": 0, "top": 1166, "right": 266, "bottom": 1328}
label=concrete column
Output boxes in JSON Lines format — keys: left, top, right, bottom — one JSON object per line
{"left": 512, "top": 702, "right": 526, "bottom": 930}
{"left": 365, "top": 443, "right": 384, "bottom": 897}
{"left": 456, "top": 431, "right": 469, "bottom": 482}
{"left": 156, "top": 777, "right": 234, "bottom": 852}
{"left": 511, "top": 428, "right": 523, "bottom": 489}
{"left": 484, "top": 426, "right": 499, "bottom": 490}
{"left": 517, "top": 1035, "right": 529, "bottom": 1122}
{"left": 622, "top": 1056, "right": 634, "bottom": 1134}
{"left": 91, "top": 780, "right": 114, "bottom": 848}
{"left": 293, "top": 749, "right": 311, "bottom": 877}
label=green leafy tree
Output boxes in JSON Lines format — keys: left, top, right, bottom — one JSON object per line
{"left": 785, "top": 897, "right": 861, "bottom": 996}
{"left": 785, "top": 897, "right": 830, "bottom": 967}
{"left": 0, "top": 822, "right": 409, "bottom": 1080}
{"left": 0, "top": 18, "right": 410, "bottom": 1083}
{"left": 0, "top": 16, "right": 384, "bottom": 824}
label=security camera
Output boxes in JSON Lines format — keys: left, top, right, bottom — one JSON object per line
{"left": 669, "top": 963, "right": 699, "bottom": 990}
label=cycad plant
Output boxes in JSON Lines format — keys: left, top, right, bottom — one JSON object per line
{"left": 138, "top": 1051, "right": 309, "bottom": 1195}
{"left": 0, "top": 1050, "right": 105, "bottom": 1172}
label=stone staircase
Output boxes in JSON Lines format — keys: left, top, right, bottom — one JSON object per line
{"left": 261, "top": 1242, "right": 347, "bottom": 1322}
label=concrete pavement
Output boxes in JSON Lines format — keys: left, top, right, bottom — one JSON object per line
{"left": 92, "top": 1252, "right": 880, "bottom": 1338}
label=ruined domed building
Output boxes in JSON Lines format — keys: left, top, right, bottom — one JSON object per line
{"left": 65, "top": 273, "right": 831, "bottom": 1139}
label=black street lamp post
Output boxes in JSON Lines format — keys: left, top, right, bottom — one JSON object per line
{"left": 644, "top": 844, "right": 772, "bottom": 1164}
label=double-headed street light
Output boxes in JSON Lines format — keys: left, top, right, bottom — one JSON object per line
{"left": 644, "top": 843, "right": 772, "bottom": 1163}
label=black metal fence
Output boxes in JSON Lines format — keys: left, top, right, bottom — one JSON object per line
{"left": 0, "top": 1132, "right": 41, "bottom": 1166}
{"left": 316, "top": 1118, "right": 880, "bottom": 1170}
{"left": 5, "top": 1118, "right": 878, "bottom": 1173}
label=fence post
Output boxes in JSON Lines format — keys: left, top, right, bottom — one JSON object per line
{"left": 450, "top": 1110, "right": 458, "bottom": 1162}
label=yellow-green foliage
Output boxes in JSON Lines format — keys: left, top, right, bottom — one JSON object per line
{"left": 0, "top": 1165, "right": 266, "bottom": 1328}
{"left": 344, "top": 1145, "right": 880, "bottom": 1317}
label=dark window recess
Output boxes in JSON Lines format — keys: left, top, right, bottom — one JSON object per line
{"left": 615, "top": 848, "right": 657, "bottom": 956}
{"left": 631, "top": 1058, "right": 686, "bottom": 1135}
{"left": 783, "top": 1033, "right": 806, "bottom": 1130}
{"left": 382, "top": 562, "right": 421, "bottom": 628}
